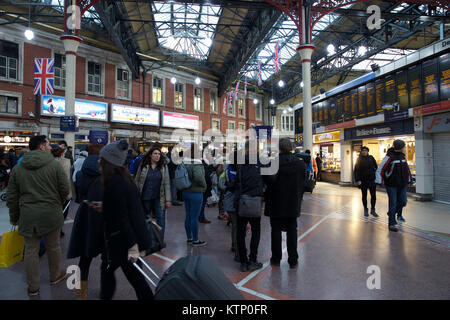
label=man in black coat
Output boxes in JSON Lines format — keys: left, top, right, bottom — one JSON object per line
{"left": 264, "top": 138, "right": 306, "bottom": 269}
{"left": 354, "top": 146, "right": 379, "bottom": 218}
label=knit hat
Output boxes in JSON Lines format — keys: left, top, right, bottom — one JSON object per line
{"left": 99, "top": 140, "right": 129, "bottom": 167}
{"left": 79, "top": 150, "right": 88, "bottom": 158}
{"left": 361, "top": 146, "right": 369, "bottom": 152}
{"left": 393, "top": 139, "right": 406, "bottom": 150}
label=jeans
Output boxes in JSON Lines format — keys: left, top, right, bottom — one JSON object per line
{"left": 237, "top": 216, "right": 261, "bottom": 264}
{"left": 143, "top": 199, "right": 165, "bottom": 235}
{"left": 100, "top": 256, "right": 153, "bottom": 300}
{"left": 182, "top": 192, "right": 203, "bottom": 241}
{"left": 24, "top": 228, "right": 62, "bottom": 291}
{"left": 199, "top": 193, "right": 208, "bottom": 221}
{"left": 270, "top": 217, "right": 298, "bottom": 264}
{"left": 385, "top": 185, "right": 407, "bottom": 226}
{"left": 361, "top": 184, "right": 376, "bottom": 209}
{"left": 170, "top": 179, "right": 180, "bottom": 204}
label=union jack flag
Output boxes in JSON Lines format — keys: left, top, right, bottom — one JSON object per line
{"left": 244, "top": 76, "right": 247, "bottom": 96}
{"left": 34, "top": 58, "right": 54, "bottom": 95}
{"left": 257, "top": 61, "right": 262, "bottom": 86}
{"left": 234, "top": 81, "right": 240, "bottom": 100}
{"left": 274, "top": 41, "right": 281, "bottom": 73}
{"left": 222, "top": 95, "right": 227, "bottom": 114}
{"left": 228, "top": 91, "right": 233, "bottom": 110}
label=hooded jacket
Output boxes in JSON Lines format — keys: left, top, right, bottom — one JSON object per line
{"left": 375, "top": 148, "right": 412, "bottom": 187}
{"left": 354, "top": 154, "right": 378, "bottom": 185}
{"left": 7, "top": 150, "right": 70, "bottom": 237}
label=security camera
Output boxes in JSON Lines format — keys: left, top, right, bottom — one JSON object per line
{"left": 28, "top": 112, "right": 35, "bottom": 117}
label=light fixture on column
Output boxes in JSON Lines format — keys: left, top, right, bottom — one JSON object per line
{"left": 283, "top": 109, "right": 287, "bottom": 114}
{"left": 270, "top": 98, "right": 275, "bottom": 105}
{"left": 24, "top": 2, "right": 34, "bottom": 40}
{"left": 278, "top": 80, "right": 284, "bottom": 87}
{"left": 171, "top": 77, "right": 177, "bottom": 84}
{"left": 253, "top": 98, "right": 258, "bottom": 104}
{"left": 195, "top": 76, "right": 201, "bottom": 85}
{"left": 288, "top": 104, "right": 293, "bottom": 112}
{"left": 300, "top": 81, "right": 304, "bottom": 88}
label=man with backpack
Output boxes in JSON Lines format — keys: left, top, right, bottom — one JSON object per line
{"left": 129, "top": 151, "right": 143, "bottom": 177}
{"left": 376, "top": 140, "right": 413, "bottom": 232}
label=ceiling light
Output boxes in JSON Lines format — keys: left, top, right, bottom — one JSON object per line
{"left": 300, "top": 81, "right": 304, "bottom": 88}
{"left": 270, "top": 99, "right": 275, "bottom": 105}
{"left": 278, "top": 80, "right": 284, "bottom": 87}
{"left": 327, "top": 44, "right": 335, "bottom": 55}
{"left": 288, "top": 107, "right": 293, "bottom": 112}
{"left": 253, "top": 99, "right": 258, "bottom": 104}
{"left": 283, "top": 109, "right": 287, "bottom": 114}
{"left": 358, "top": 46, "right": 367, "bottom": 55}
{"left": 171, "top": 77, "right": 177, "bottom": 84}
{"left": 24, "top": 29, "right": 34, "bottom": 40}
{"left": 195, "top": 77, "right": 201, "bottom": 85}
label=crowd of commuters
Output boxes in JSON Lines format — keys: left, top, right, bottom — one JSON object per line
{"left": 5, "top": 134, "right": 411, "bottom": 299}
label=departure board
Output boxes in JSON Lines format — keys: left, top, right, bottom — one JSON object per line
{"left": 408, "top": 65, "right": 422, "bottom": 108}
{"left": 313, "top": 104, "right": 318, "bottom": 123}
{"left": 358, "top": 86, "right": 366, "bottom": 117}
{"left": 366, "top": 82, "right": 375, "bottom": 115}
{"left": 329, "top": 97, "right": 337, "bottom": 123}
{"left": 385, "top": 75, "right": 396, "bottom": 105}
{"left": 337, "top": 95, "right": 344, "bottom": 122}
{"left": 375, "top": 79, "right": 384, "bottom": 113}
{"left": 344, "top": 93, "right": 351, "bottom": 121}
{"left": 351, "top": 89, "right": 358, "bottom": 119}
{"left": 396, "top": 70, "right": 408, "bottom": 110}
{"left": 295, "top": 108, "right": 303, "bottom": 134}
{"left": 423, "top": 58, "right": 439, "bottom": 104}
{"left": 319, "top": 103, "right": 323, "bottom": 123}
{"left": 439, "top": 53, "right": 450, "bottom": 101}
{"left": 323, "top": 101, "right": 329, "bottom": 125}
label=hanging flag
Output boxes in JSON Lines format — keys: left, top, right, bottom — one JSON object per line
{"left": 244, "top": 76, "right": 248, "bottom": 96}
{"left": 228, "top": 91, "right": 233, "bottom": 110}
{"left": 274, "top": 41, "right": 281, "bottom": 73}
{"left": 234, "top": 81, "right": 240, "bottom": 100}
{"left": 257, "top": 61, "right": 263, "bottom": 86}
{"left": 34, "top": 58, "right": 54, "bottom": 95}
{"left": 222, "top": 95, "right": 227, "bottom": 114}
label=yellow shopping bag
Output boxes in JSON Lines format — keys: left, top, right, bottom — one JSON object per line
{"left": 0, "top": 227, "right": 24, "bottom": 267}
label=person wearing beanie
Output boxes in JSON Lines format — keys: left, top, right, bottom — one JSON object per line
{"left": 354, "top": 146, "right": 379, "bottom": 218}
{"left": 72, "top": 150, "right": 88, "bottom": 183}
{"left": 376, "top": 139, "right": 413, "bottom": 232}
{"left": 98, "top": 140, "right": 154, "bottom": 300}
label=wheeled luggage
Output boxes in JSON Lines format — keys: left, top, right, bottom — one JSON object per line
{"left": 132, "top": 255, "right": 244, "bottom": 300}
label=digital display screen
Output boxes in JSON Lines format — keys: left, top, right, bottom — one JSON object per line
{"left": 384, "top": 75, "right": 396, "bottom": 105}
{"left": 375, "top": 79, "right": 384, "bottom": 113}
{"left": 396, "top": 70, "right": 408, "bottom": 110}
{"left": 329, "top": 97, "right": 337, "bottom": 123}
{"left": 337, "top": 95, "right": 344, "bottom": 122}
{"left": 351, "top": 89, "right": 358, "bottom": 119}
{"left": 358, "top": 86, "right": 366, "bottom": 117}
{"left": 408, "top": 65, "right": 422, "bottom": 108}
{"left": 366, "top": 82, "right": 375, "bottom": 115}
{"left": 439, "top": 53, "right": 450, "bottom": 101}
{"left": 423, "top": 58, "right": 439, "bottom": 104}
{"left": 344, "top": 93, "right": 351, "bottom": 121}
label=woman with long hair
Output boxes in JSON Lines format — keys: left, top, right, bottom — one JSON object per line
{"left": 134, "top": 146, "right": 171, "bottom": 235}
{"left": 98, "top": 140, "right": 153, "bottom": 300}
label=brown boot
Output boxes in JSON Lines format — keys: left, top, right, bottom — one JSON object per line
{"left": 76, "top": 280, "right": 88, "bottom": 300}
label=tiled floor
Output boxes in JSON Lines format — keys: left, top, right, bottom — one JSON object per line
{"left": 0, "top": 182, "right": 449, "bottom": 300}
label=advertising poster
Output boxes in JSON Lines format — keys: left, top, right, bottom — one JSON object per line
{"left": 41, "top": 95, "right": 107, "bottom": 121}
{"left": 111, "top": 104, "right": 159, "bottom": 126}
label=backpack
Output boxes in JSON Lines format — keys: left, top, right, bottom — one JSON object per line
{"left": 174, "top": 162, "right": 192, "bottom": 190}
{"left": 129, "top": 155, "right": 142, "bottom": 175}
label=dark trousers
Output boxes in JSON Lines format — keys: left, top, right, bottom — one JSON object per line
{"left": 361, "top": 184, "right": 376, "bottom": 209}
{"left": 385, "top": 185, "right": 407, "bottom": 226}
{"left": 317, "top": 167, "right": 322, "bottom": 181}
{"left": 270, "top": 217, "right": 298, "bottom": 264}
{"left": 100, "top": 257, "right": 154, "bottom": 300}
{"left": 78, "top": 256, "right": 93, "bottom": 281}
{"left": 236, "top": 216, "right": 261, "bottom": 264}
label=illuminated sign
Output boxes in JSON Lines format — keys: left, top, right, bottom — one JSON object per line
{"left": 111, "top": 104, "right": 159, "bottom": 126}
{"left": 313, "top": 131, "right": 340, "bottom": 144}
{"left": 41, "top": 95, "right": 107, "bottom": 121}
{"left": 162, "top": 111, "right": 199, "bottom": 130}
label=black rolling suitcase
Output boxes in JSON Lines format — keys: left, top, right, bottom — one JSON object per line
{"left": 132, "top": 255, "right": 244, "bottom": 300}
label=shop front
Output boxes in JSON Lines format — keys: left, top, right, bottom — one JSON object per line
{"left": 313, "top": 130, "right": 341, "bottom": 183}
{"left": 0, "top": 131, "right": 36, "bottom": 150}
{"left": 344, "top": 118, "right": 416, "bottom": 190}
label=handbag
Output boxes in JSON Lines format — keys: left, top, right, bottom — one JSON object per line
{"left": 0, "top": 227, "right": 24, "bottom": 267}
{"left": 145, "top": 219, "right": 166, "bottom": 255}
{"left": 223, "top": 191, "right": 235, "bottom": 212}
{"left": 237, "top": 166, "right": 262, "bottom": 218}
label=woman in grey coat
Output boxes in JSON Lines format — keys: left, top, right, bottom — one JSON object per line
{"left": 134, "top": 146, "right": 172, "bottom": 235}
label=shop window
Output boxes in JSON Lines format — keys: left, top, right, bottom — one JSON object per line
{"left": 194, "top": 87, "right": 202, "bottom": 111}
{"left": 210, "top": 90, "right": 217, "bottom": 113}
{"left": 87, "top": 61, "right": 102, "bottom": 95}
{"left": 152, "top": 77, "right": 163, "bottom": 105}
{"left": 238, "top": 98, "right": 245, "bottom": 117}
{"left": 0, "top": 40, "right": 19, "bottom": 81}
{"left": 175, "top": 83, "right": 184, "bottom": 109}
{"left": 54, "top": 53, "right": 66, "bottom": 89}
{"left": 0, "top": 95, "right": 18, "bottom": 115}
{"left": 116, "top": 68, "right": 130, "bottom": 99}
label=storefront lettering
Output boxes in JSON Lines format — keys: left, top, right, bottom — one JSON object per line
{"left": 356, "top": 127, "right": 391, "bottom": 137}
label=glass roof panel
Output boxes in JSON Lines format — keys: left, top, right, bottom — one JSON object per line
{"left": 152, "top": 1, "right": 222, "bottom": 60}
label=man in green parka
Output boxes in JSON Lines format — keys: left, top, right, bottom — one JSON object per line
{"left": 7, "top": 135, "right": 70, "bottom": 296}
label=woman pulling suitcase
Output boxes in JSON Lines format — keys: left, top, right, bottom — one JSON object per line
{"left": 97, "top": 140, "right": 154, "bottom": 300}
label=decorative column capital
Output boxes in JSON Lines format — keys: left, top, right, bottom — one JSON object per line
{"left": 60, "top": 34, "right": 83, "bottom": 54}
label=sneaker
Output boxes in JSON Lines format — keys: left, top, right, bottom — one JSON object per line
{"left": 270, "top": 258, "right": 280, "bottom": 266}
{"left": 187, "top": 239, "right": 193, "bottom": 244}
{"left": 388, "top": 225, "right": 399, "bottom": 232}
{"left": 364, "top": 208, "right": 369, "bottom": 217}
{"left": 192, "top": 240, "right": 207, "bottom": 247}
{"left": 370, "top": 208, "right": 379, "bottom": 217}
{"left": 397, "top": 215, "right": 406, "bottom": 223}
{"left": 50, "top": 271, "right": 67, "bottom": 285}
{"left": 247, "top": 261, "right": 263, "bottom": 271}
{"left": 27, "top": 288, "right": 39, "bottom": 297}
{"left": 239, "top": 263, "right": 248, "bottom": 272}
{"left": 199, "top": 219, "right": 211, "bottom": 224}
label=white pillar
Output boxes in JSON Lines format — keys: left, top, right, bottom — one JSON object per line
{"left": 297, "top": 44, "right": 315, "bottom": 152}
{"left": 415, "top": 126, "right": 434, "bottom": 199}
{"left": 60, "top": 34, "right": 82, "bottom": 150}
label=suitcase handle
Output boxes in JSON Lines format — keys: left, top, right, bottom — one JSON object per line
{"left": 130, "top": 257, "right": 160, "bottom": 287}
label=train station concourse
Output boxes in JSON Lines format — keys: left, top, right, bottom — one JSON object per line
{"left": 0, "top": 0, "right": 449, "bottom": 306}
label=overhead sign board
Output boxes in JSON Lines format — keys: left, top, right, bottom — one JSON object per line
{"left": 41, "top": 94, "right": 107, "bottom": 121}
{"left": 162, "top": 111, "right": 199, "bottom": 130}
{"left": 111, "top": 104, "right": 160, "bottom": 126}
